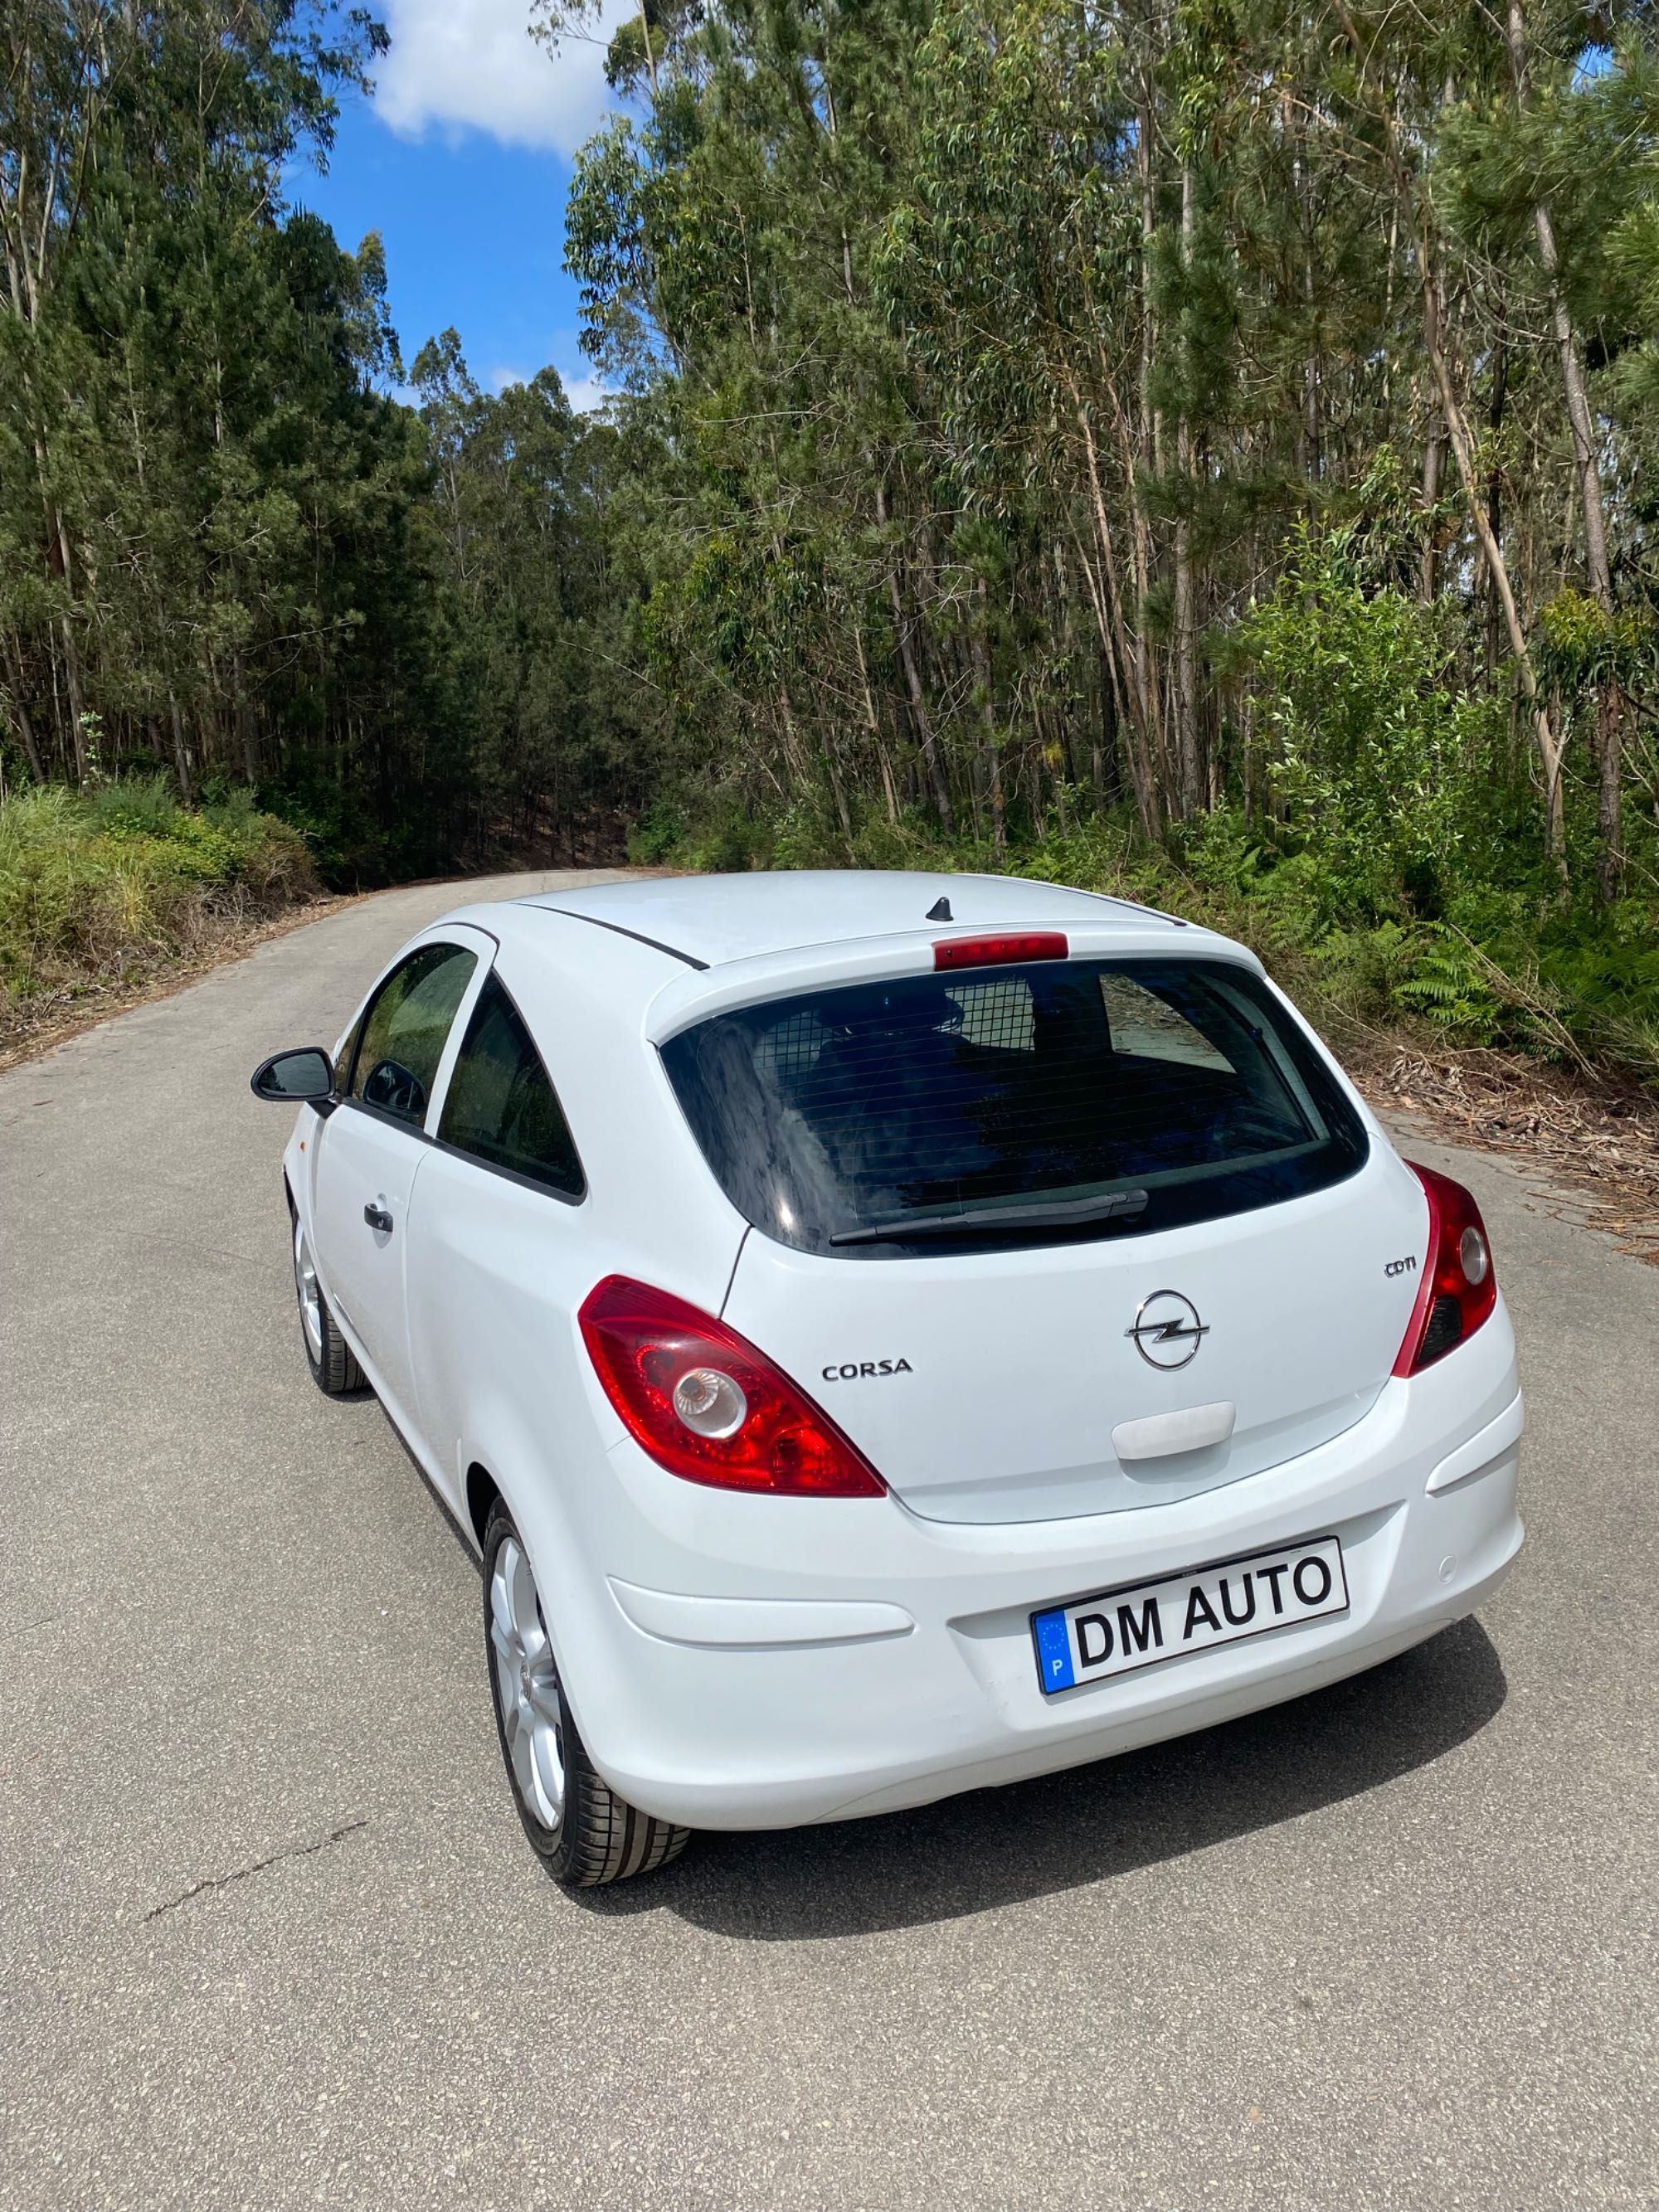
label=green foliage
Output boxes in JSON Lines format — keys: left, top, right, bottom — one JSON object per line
{"left": 540, "top": 0, "right": 1659, "bottom": 1023}
{"left": 1237, "top": 529, "right": 1491, "bottom": 916}
{"left": 1388, "top": 927, "right": 1505, "bottom": 1039}
{"left": 639, "top": 761, "right": 1659, "bottom": 1084}
{"left": 1535, "top": 590, "right": 1655, "bottom": 690}
{"left": 9, "top": 0, "right": 1659, "bottom": 1101}
{"left": 0, "top": 3, "right": 659, "bottom": 885}
{"left": 625, "top": 797, "right": 688, "bottom": 864}
{"left": 0, "top": 780, "right": 314, "bottom": 1010}
{"left": 86, "top": 775, "right": 186, "bottom": 840}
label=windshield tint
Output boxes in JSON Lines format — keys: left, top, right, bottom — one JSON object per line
{"left": 660, "top": 958, "right": 1368, "bottom": 1258}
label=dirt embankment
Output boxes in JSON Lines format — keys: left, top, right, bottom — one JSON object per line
{"left": 1355, "top": 1046, "right": 1659, "bottom": 1263}
{"left": 0, "top": 890, "right": 353, "bottom": 1074}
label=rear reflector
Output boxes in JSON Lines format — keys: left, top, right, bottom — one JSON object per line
{"left": 579, "top": 1276, "right": 887, "bottom": 1497}
{"left": 934, "top": 931, "right": 1068, "bottom": 971}
{"left": 1393, "top": 1163, "right": 1498, "bottom": 1375}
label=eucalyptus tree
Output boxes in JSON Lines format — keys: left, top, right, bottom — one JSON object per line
{"left": 541, "top": 0, "right": 1657, "bottom": 885}
{"left": 0, "top": 2, "right": 625, "bottom": 876}
{"left": 1432, "top": 0, "right": 1653, "bottom": 895}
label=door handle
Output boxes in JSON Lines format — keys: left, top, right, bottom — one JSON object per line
{"left": 363, "top": 1203, "right": 394, "bottom": 1235}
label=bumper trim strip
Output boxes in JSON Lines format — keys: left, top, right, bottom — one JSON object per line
{"left": 1426, "top": 1391, "right": 1525, "bottom": 1495}
{"left": 609, "top": 1579, "right": 916, "bottom": 1649}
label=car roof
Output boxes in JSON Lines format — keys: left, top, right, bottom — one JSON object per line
{"left": 513, "top": 870, "right": 1182, "bottom": 971}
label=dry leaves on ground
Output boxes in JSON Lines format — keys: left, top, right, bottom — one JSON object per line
{"left": 1356, "top": 1045, "right": 1659, "bottom": 1263}
{"left": 0, "top": 892, "right": 355, "bottom": 1074}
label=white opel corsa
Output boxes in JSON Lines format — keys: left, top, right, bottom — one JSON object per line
{"left": 252, "top": 872, "right": 1523, "bottom": 1886}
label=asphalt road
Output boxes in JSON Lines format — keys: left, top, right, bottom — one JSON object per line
{"left": 2, "top": 871, "right": 1656, "bottom": 2212}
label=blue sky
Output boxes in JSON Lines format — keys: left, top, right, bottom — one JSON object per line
{"left": 285, "top": 0, "right": 633, "bottom": 407}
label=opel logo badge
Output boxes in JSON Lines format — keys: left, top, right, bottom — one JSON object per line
{"left": 1126, "top": 1289, "right": 1209, "bottom": 1370}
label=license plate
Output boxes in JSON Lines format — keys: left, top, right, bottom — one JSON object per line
{"left": 1031, "top": 1534, "right": 1349, "bottom": 1695}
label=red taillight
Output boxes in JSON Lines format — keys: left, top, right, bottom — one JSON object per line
{"left": 1393, "top": 1164, "right": 1498, "bottom": 1376}
{"left": 933, "top": 931, "right": 1068, "bottom": 971}
{"left": 578, "top": 1276, "right": 887, "bottom": 1498}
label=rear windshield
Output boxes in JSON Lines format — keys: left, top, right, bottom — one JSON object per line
{"left": 660, "top": 958, "right": 1368, "bottom": 1258}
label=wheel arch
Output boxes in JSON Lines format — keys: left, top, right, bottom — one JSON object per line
{"left": 465, "top": 1461, "right": 501, "bottom": 1552}
{"left": 459, "top": 1437, "right": 610, "bottom": 1762}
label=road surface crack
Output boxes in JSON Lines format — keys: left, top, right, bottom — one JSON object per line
{"left": 143, "top": 1817, "right": 367, "bottom": 1922}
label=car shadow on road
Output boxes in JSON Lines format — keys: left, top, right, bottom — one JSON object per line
{"left": 575, "top": 1619, "right": 1506, "bottom": 1938}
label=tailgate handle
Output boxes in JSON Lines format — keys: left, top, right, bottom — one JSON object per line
{"left": 1112, "top": 1401, "right": 1236, "bottom": 1462}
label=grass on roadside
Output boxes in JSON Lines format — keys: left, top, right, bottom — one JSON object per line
{"left": 0, "top": 778, "right": 319, "bottom": 1050}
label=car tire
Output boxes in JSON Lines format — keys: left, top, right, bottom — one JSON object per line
{"left": 291, "top": 1206, "right": 365, "bottom": 1396}
{"left": 481, "top": 1499, "right": 690, "bottom": 1888}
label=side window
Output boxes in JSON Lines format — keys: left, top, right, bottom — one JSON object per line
{"left": 1099, "top": 972, "right": 1234, "bottom": 1072}
{"left": 348, "top": 943, "right": 479, "bottom": 1128}
{"left": 437, "top": 975, "right": 585, "bottom": 1198}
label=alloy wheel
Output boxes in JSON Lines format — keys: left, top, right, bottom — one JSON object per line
{"left": 489, "top": 1536, "right": 566, "bottom": 1831}
{"left": 293, "top": 1216, "right": 324, "bottom": 1364}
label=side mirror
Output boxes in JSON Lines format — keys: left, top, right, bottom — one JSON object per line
{"left": 251, "top": 1048, "right": 337, "bottom": 1111}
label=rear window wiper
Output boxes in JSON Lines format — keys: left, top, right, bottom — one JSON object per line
{"left": 829, "top": 1189, "right": 1150, "bottom": 1247}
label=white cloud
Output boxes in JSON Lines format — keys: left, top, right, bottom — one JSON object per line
{"left": 485, "top": 357, "right": 612, "bottom": 412}
{"left": 486, "top": 357, "right": 611, "bottom": 412}
{"left": 561, "top": 371, "right": 612, "bottom": 415}
{"left": 372, "top": 0, "right": 630, "bottom": 156}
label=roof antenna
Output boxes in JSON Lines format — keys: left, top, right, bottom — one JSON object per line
{"left": 926, "top": 896, "right": 953, "bottom": 922}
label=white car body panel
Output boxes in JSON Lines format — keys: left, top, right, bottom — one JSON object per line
{"left": 278, "top": 870, "right": 1523, "bottom": 1835}
{"left": 523, "top": 866, "right": 1181, "bottom": 971}
{"left": 309, "top": 1105, "right": 428, "bottom": 1431}
{"left": 721, "top": 1156, "right": 1428, "bottom": 1524}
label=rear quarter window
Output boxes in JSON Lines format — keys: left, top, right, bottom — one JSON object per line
{"left": 437, "top": 975, "right": 584, "bottom": 1199}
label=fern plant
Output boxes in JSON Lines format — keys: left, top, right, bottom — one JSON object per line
{"left": 1389, "top": 927, "right": 1502, "bottom": 1040}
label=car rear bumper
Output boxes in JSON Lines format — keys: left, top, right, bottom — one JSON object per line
{"left": 529, "top": 1308, "right": 1524, "bottom": 1832}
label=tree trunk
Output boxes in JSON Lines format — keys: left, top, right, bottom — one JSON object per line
{"left": 1069, "top": 492, "right": 1156, "bottom": 839}
{"left": 1505, "top": 2, "right": 1610, "bottom": 607}
{"left": 1535, "top": 200, "right": 1613, "bottom": 605}
{"left": 1071, "top": 367, "right": 1160, "bottom": 835}
{"left": 1506, "top": 0, "right": 1619, "bottom": 892}
{"left": 974, "top": 579, "right": 1005, "bottom": 860}
{"left": 1595, "top": 680, "right": 1624, "bottom": 902}
{"left": 59, "top": 615, "right": 87, "bottom": 785}
{"left": 168, "top": 690, "right": 194, "bottom": 805}
{"left": 1291, "top": 92, "right": 1321, "bottom": 481}
{"left": 1419, "top": 411, "right": 1444, "bottom": 603}
{"left": 1422, "top": 254, "right": 1565, "bottom": 873}
{"left": 1136, "top": 66, "right": 1161, "bottom": 479}
{"left": 1485, "top": 333, "right": 1510, "bottom": 676}
{"left": 2, "top": 634, "right": 46, "bottom": 781}
{"left": 874, "top": 476, "right": 953, "bottom": 834}
{"left": 1171, "top": 168, "right": 1202, "bottom": 819}
{"left": 852, "top": 621, "right": 900, "bottom": 828}
{"left": 825, "top": 742, "right": 855, "bottom": 854}
{"left": 233, "top": 651, "right": 257, "bottom": 787}
{"left": 1095, "top": 347, "right": 1170, "bottom": 813}
{"left": 891, "top": 585, "right": 952, "bottom": 836}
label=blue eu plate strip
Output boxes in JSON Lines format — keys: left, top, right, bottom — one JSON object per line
{"left": 1033, "top": 1607, "right": 1075, "bottom": 1694}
